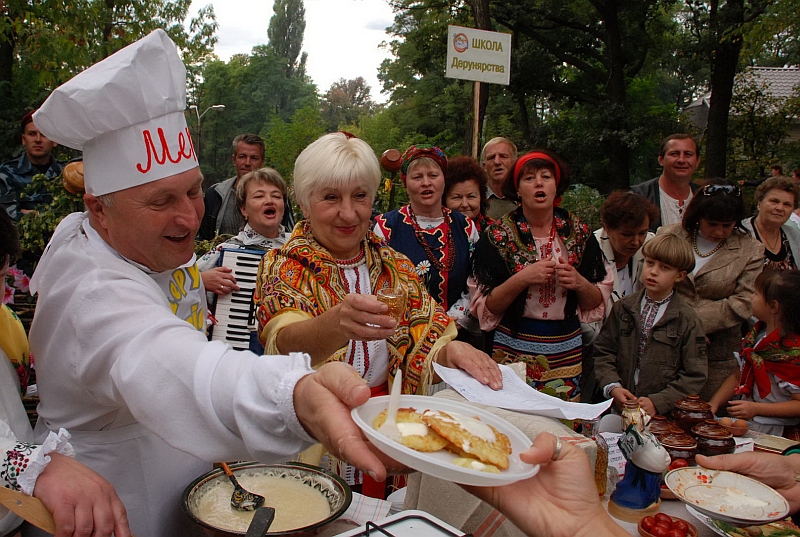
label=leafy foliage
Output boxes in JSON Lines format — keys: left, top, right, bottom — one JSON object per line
{"left": 560, "top": 184, "right": 604, "bottom": 231}
{"left": 321, "top": 77, "right": 377, "bottom": 131}
{"left": 725, "top": 70, "right": 800, "bottom": 184}
{"left": 16, "top": 174, "right": 84, "bottom": 272}
{"left": 267, "top": 0, "right": 307, "bottom": 79}
{"left": 0, "top": 0, "right": 218, "bottom": 162}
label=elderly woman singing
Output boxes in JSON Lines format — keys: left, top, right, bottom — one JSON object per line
{"left": 254, "top": 132, "right": 502, "bottom": 490}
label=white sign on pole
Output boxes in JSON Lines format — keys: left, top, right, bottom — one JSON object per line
{"left": 445, "top": 25, "right": 511, "bottom": 85}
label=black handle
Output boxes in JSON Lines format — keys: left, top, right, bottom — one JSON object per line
{"left": 245, "top": 506, "right": 276, "bottom": 537}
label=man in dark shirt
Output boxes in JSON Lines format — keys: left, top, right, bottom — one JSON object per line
{"left": 0, "top": 111, "right": 63, "bottom": 221}
{"left": 630, "top": 133, "right": 701, "bottom": 231}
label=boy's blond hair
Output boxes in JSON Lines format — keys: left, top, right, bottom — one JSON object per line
{"left": 642, "top": 234, "right": 695, "bottom": 273}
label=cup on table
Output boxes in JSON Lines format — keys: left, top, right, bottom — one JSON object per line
{"left": 376, "top": 286, "right": 406, "bottom": 323}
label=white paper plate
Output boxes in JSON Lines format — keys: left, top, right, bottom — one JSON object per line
{"left": 352, "top": 395, "right": 539, "bottom": 487}
{"left": 665, "top": 467, "right": 790, "bottom": 525}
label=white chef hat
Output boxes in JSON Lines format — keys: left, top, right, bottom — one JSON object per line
{"left": 33, "top": 29, "right": 197, "bottom": 196}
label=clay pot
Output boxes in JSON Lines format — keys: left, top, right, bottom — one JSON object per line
{"left": 648, "top": 415, "right": 682, "bottom": 439}
{"left": 659, "top": 432, "right": 698, "bottom": 465}
{"left": 691, "top": 420, "right": 736, "bottom": 456}
{"left": 672, "top": 395, "right": 713, "bottom": 433}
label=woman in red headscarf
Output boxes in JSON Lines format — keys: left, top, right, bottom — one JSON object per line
{"left": 470, "top": 149, "right": 613, "bottom": 401}
{"left": 374, "top": 145, "right": 479, "bottom": 325}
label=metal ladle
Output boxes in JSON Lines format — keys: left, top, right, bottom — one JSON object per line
{"left": 220, "top": 462, "right": 266, "bottom": 511}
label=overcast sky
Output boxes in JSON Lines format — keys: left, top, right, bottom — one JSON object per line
{"left": 188, "top": 0, "right": 396, "bottom": 103}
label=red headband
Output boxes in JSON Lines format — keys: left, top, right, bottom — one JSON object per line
{"left": 513, "top": 152, "right": 561, "bottom": 189}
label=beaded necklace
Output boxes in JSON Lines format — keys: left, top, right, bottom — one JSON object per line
{"left": 692, "top": 230, "right": 724, "bottom": 258}
{"left": 408, "top": 205, "right": 456, "bottom": 272}
{"left": 335, "top": 247, "right": 366, "bottom": 269}
{"left": 534, "top": 220, "right": 558, "bottom": 308}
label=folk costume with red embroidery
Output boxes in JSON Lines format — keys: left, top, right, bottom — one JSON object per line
{"left": 255, "top": 222, "right": 455, "bottom": 486}
{"left": 256, "top": 221, "right": 453, "bottom": 396}
{"left": 470, "top": 151, "right": 612, "bottom": 400}
{"left": 735, "top": 322, "right": 800, "bottom": 400}
{"left": 374, "top": 145, "right": 478, "bottom": 323}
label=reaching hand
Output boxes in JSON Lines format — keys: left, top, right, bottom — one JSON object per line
{"left": 726, "top": 399, "right": 758, "bottom": 420}
{"left": 638, "top": 396, "right": 657, "bottom": 417}
{"left": 33, "top": 453, "right": 132, "bottom": 537}
{"left": 332, "top": 293, "right": 397, "bottom": 343}
{"left": 697, "top": 452, "right": 800, "bottom": 513}
{"left": 610, "top": 386, "right": 637, "bottom": 408}
{"left": 440, "top": 340, "right": 503, "bottom": 390}
{"left": 293, "top": 362, "right": 401, "bottom": 482}
{"left": 463, "top": 433, "right": 627, "bottom": 537}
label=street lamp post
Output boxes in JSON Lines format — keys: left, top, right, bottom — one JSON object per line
{"left": 188, "top": 104, "right": 225, "bottom": 157}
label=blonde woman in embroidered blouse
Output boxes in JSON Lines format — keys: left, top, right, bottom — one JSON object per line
{"left": 657, "top": 180, "right": 764, "bottom": 400}
{"left": 255, "top": 133, "right": 502, "bottom": 491}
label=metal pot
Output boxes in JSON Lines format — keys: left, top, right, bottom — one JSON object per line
{"left": 182, "top": 462, "right": 352, "bottom": 537}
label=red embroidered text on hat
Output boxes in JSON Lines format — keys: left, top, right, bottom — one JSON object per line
{"left": 33, "top": 29, "right": 197, "bottom": 196}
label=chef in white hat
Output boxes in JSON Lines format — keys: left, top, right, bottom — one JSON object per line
{"left": 28, "top": 30, "right": 389, "bottom": 537}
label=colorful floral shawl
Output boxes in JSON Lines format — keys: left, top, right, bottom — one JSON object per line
{"left": 255, "top": 221, "right": 452, "bottom": 394}
{"left": 735, "top": 322, "right": 800, "bottom": 399}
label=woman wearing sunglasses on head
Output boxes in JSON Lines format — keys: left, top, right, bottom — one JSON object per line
{"left": 658, "top": 179, "right": 764, "bottom": 400}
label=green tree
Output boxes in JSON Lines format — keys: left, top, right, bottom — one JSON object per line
{"left": 0, "top": 0, "right": 218, "bottom": 161}
{"left": 263, "top": 105, "right": 326, "bottom": 188}
{"left": 680, "top": 0, "right": 775, "bottom": 178}
{"left": 267, "top": 0, "right": 307, "bottom": 79}
{"left": 192, "top": 46, "right": 318, "bottom": 183}
{"left": 726, "top": 70, "right": 800, "bottom": 183}
{"left": 378, "top": 0, "right": 694, "bottom": 191}
{"left": 321, "top": 77, "right": 376, "bottom": 131}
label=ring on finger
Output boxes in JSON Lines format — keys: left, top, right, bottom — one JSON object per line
{"left": 551, "top": 436, "right": 563, "bottom": 461}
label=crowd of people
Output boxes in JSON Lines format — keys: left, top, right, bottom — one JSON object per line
{"left": 2, "top": 29, "right": 800, "bottom": 537}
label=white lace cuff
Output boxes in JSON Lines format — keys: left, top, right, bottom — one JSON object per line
{"left": 16, "top": 429, "right": 75, "bottom": 495}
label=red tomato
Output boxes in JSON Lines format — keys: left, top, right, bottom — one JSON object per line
{"left": 650, "top": 525, "right": 670, "bottom": 537}
{"left": 671, "top": 519, "right": 689, "bottom": 536}
{"left": 668, "top": 529, "right": 687, "bottom": 537}
{"left": 641, "top": 516, "right": 656, "bottom": 531}
{"left": 654, "top": 513, "right": 673, "bottom": 527}
{"left": 669, "top": 458, "right": 689, "bottom": 470}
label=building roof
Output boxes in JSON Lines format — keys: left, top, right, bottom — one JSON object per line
{"left": 684, "top": 66, "right": 799, "bottom": 118}
{"left": 749, "top": 66, "right": 800, "bottom": 99}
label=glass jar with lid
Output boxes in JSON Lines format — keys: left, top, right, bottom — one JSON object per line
{"left": 621, "top": 400, "right": 646, "bottom": 433}
{"left": 581, "top": 419, "right": 608, "bottom": 497}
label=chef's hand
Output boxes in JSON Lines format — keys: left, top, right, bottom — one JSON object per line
{"left": 33, "top": 452, "right": 132, "bottom": 537}
{"left": 202, "top": 266, "right": 240, "bottom": 296}
{"left": 697, "top": 452, "right": 800, "bottom": 513}
{"left": 293, "top": 362, "right": 402, "bottom": 482}
{"left": 462, "top": 433, "right": 628, "bottom": 537}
